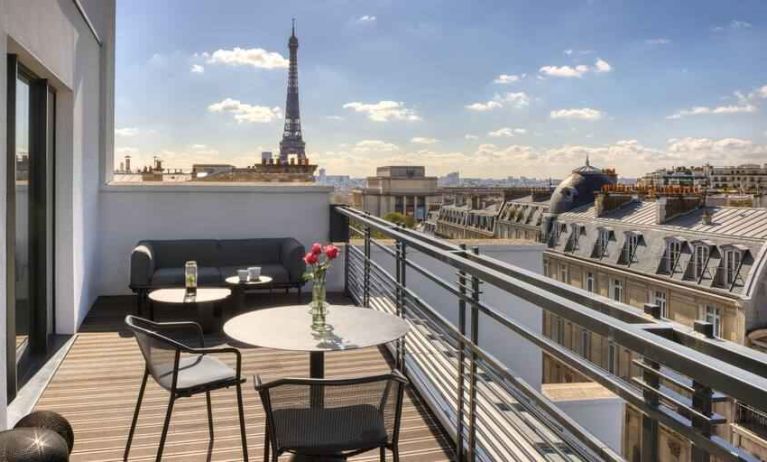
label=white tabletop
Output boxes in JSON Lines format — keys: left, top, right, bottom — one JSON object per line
{"left": 224, "top": 275, "right": 273, "bottom": 286}
{"left": 223, "top": 305, "right": 410, "bottom": 352}
{"left": 148, "top": 288, "right": 231, "bottom": 304}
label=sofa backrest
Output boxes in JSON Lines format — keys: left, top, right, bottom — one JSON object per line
{"left": 218, "top": 239, "right": 283, "bottom": 266}
{"left": 150, "top": 240, "right": 220, "bottom": 268}
{"left": 146, "top": 238, "right": 291, "bottom": 268}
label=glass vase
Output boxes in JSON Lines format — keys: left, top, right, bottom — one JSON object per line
{"left": 311, "top": 281, "right": 329, "bottom": 332}
{"left": 185, "top": 261, "right": 198, "bottom": 296}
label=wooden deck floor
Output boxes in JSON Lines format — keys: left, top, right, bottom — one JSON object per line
{"left": 34, "top": 294, "right": 454, "bottom": 461}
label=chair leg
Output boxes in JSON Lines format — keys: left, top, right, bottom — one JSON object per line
{"left": 206, "top": 391, "right": 214, "bottom": 441}
{"left": 392, "top": 445, "right": 400, "bottom": 462}
{"left": 156, "top": 394, "right": 176, "bottom": 462}
{"left": 380, "top": 446, "right": 386, "bottom": 461}
{"left": 263, "top": 422, "right": 270, "bottom": 462}
{"left": 124, "top": 369, "right": 149, "bottom": 461}
{"left": 236, "top": 381, "right": 249, "bottom": 461}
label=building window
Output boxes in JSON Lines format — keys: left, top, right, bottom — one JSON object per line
{"left": 584, "top": 272, "right": 595, "bottom": 293}
{"left": 623, "top": 232, "right": 641, "bottom": 264}
{"left": 692, "top": 245, "right": 709, "bottom": 279}
{"left": 556, "top": 317, "right": 565, "bottom": 345}
{"left": 559, "top": 264, "right": 569, "bottom": 283}
{"left": 703, "top": 305, "right": 722, "bottom": 337}
{"left": 723, "top": 248, "right": 742, "bottom": 286}
{"left": 597, "top": 228, "right": 611, "bottom": 257}
{"left": 666, "top": 240, "right": 682, "bottom": 273}
{"left": 610, "top": 279, "right": 623, "bottom": 302}
{"left": 607, "top": 342, "right": 618, "bottom": 374}
{"left": 652, "top": 290, "right": 668, "bottom": 318}
{"left": 543, "top": 259, "right": 550, "bottom": 277}
{"left": 579, "top": 327, "right": 591, "bottom": 360}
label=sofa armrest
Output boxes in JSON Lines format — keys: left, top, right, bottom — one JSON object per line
{"left": 130, "top": 241, "right": 155, "bottom": 290}
{"left": 280, "top": 239, "right": 306, "bottom": 284}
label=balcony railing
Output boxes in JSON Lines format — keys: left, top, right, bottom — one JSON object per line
{"left": 333, "top": 205, "right": 767, "bottom": 462}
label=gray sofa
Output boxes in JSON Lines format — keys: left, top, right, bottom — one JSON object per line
{"left": 130, "top": 238, "right": 306, "bottom": 309}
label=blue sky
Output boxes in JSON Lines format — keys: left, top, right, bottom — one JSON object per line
{"left": 115, "top": 0, "right": 767, "bottom": 178}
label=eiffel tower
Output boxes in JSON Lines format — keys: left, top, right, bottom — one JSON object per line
{"left": 279, "top": 19, "right": 306, "bottom": 162}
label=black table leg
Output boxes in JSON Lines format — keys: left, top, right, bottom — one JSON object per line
{"left": 197, "top": 302, "right": 217, "bottom": 334}
{"left": 310, "top": 351, "right": 324, "bottom": 378}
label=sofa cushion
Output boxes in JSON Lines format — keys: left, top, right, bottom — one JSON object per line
{"left": 219, "top": 264, "right": 290, "bottom": 284}
{"left": 151, "top": 267, "right": 222, "bottom": 287}
{"left": 152, "top": 240, "right": 220, "bottom": 268}
{"left": 218, "top": 239, "right": 283, "bottom": 266}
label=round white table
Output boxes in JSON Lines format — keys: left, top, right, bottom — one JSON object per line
{"left": 223, "top": 304, "right": 410, "bottom": 378}
{"left": 148, "top": 288, "right": 231, "bottom": 333}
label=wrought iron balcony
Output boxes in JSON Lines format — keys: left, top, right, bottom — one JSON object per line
{"left": 334, "top": 205, "right": 767, "bottom": 462}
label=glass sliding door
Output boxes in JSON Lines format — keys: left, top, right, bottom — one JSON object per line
{"left": 6, "top": 55, "right": 55, "bottom": 401}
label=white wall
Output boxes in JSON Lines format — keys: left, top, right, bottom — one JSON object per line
{"left": 552, "top": 397, "right": 625, "bottom": 454}
{"left": 97, "top": 185, "right": 333, "bottom": 295}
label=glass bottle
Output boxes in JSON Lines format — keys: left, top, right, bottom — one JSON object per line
{"left": 185, "top": 261, "right": 198, "bottom": 296}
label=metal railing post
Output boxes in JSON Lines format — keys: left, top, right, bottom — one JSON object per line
{"left": 343, "top": 241, "right": 350, "bottom": 297}
{"left": 363, "top": 225, "right": 371, "bottom": 307}
{"left": 692, "top": 321, "right": 714, "bottom": 462}
{"left": 468, "top": 246, "right": 481, "bottom": 460}
{"left": 395, "top": 237, "right": 407, "bottom": 371}
{"left": 641, "top": 303, "right": 661, "bottom": 462}
{"left": 456, "top": 243, "right": 467, "bottom": 461}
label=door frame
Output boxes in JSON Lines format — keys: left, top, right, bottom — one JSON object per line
{"left": 6, "top": 54, "right": 56, "bottom": 401}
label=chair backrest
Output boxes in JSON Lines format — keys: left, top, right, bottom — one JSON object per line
{"left": 125, "top": 315, "right": 184, "bottom": 390}
{"left": 256, "top": 372, "right": 408, "bottom": 451}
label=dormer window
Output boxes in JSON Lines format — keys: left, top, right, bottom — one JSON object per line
{"left": 723, "top": 247, "right": 742, "bottom": 286}
{"left": 566, "top": 223, "right": 585, "bottom": 252}
{"left": 621, "top": 231, "right": 642, "bottom": 265}
{"left": 665, "top": 239, "right": 683, "bottom": 273}
{"left": 595, "top": 227, "right": 613, "bottom": 258}
{"left": 692, "top": 243, "right": 710, "bottom": 279}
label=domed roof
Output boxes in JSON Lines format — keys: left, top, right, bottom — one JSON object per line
{"left": 549, "top": 158, "right": 616, "bottom": 215}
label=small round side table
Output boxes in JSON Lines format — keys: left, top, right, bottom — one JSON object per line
{"left": 224, "top": 275, "right": 274, "bottom": 315}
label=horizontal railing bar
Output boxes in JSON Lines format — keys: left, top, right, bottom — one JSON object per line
{"left": 337, "top": 206, "right": 767, "bottom": 412}
{"left": 631, "top": 378, "right": 727, "bottom": 426}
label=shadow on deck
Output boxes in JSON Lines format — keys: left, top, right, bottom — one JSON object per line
{"left": 34, "top": 292, "right": 454, "bottom": 461}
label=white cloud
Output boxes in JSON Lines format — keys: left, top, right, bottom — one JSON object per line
{"left": 208, "top": 98, "right": 282, "bottom": 123}
{"left": 353, "top": 140, "right": 399, "bottom": 152}
{"left": 325, "top": 115, "right": 345, "bottom": 120}
{"left": 667, "top": 104, "right": 757, "bottom": 119}
{"left": 466, "top": 92, "right": 529, "bottom": 112}
{"left": 115, "top": 127, "right": 140, "bottom": 137}
{"left": 713, "top": 20, "right": 752, "bottom": 32}
{"left": 203, "top": 47, "right": 289, "bottom": 69}
{"left": 497, "top": 92, "right": 530, "bottom": 108}
{"left": 342, "top": 101, "right": 420, "bottom": 122}
{"left": 465, "top": 134, "right": 479, "bottom": 140}
{"left": 666, "top": 137, "right": 766, "bottom": 162}
{"left": 411, "top": 137, "right": 438, "bottom": 145}
{"left": 594, "top": 58, "right": 612, "bottom": 73}
{"left": 190, "top": 64, "right": 205, "bottom": 74}
{"left": 540, "top": 64, "right": 590, "bottom": 78}
{"left": 488, "top": 127, "right": 527, "bottom": 137}
{"left": 493, "top": 74, "right": 523, "bottom": 84}
{"left": 563, "top": 49, "right": 573, "bottom": 56}
{"left": 539, "top": 58, "right": 612, "bottom": 78}
{"left": 465, "top": 100, "right": 503, "bottom": 112}
{"left": 357, "top": 15, "right": 376, "bottom": 23}
{"left": 645, "top": 38, "right": 671, "bottom": 45}
{"left": 550, "top": 108, "right": 604, "bottom": 121}
{"left": 191, "top": 144, "right": 208, "bottom": 149}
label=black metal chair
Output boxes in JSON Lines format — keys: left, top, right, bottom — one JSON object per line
{"left": 124, "top": 315, "right": 248, "bottom": 461}
{"left": 255, "top": 371, "right": 407, "bottom": 462}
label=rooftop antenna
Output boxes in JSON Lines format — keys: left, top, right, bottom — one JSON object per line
{"left": 292, "top": 17, "right": 296, "bottom": 37}
{"left": 585, "top": 154, "right": 590, "bottom": 167}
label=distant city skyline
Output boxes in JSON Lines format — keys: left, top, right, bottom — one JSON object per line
{"left": 115, "top": 0, "right": 766, "bottom": 178}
